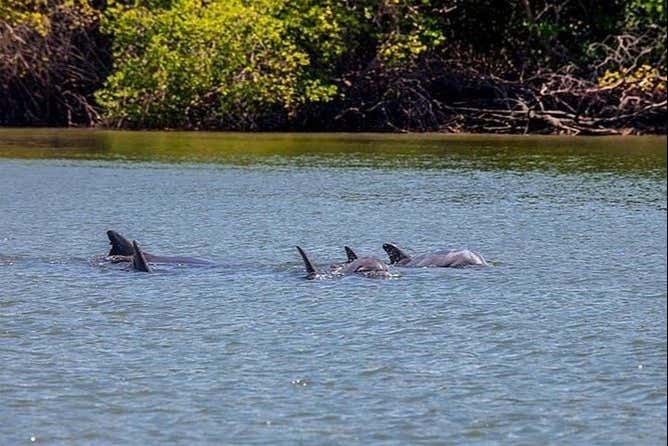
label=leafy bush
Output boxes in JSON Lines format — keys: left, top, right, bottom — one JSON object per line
{"left": 96, "top": 0, "right": 342, "bottom": 129}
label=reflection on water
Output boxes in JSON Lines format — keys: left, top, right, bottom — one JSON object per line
{"left": 0, "top": 129, "right": 665, "bottom": 175}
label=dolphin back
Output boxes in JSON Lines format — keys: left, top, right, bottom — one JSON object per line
{"left": 143, "top": 254, "right": 212, "bottom": 265}
{"left": 343, "top": 257, "right": 388, "bottom": 273}
{"left": 413, "top": 250, "right": 487, "bottom": 267}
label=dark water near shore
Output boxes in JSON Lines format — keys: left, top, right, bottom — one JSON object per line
{"left": 1, "top": 129, "right": 666, "bottom": 444}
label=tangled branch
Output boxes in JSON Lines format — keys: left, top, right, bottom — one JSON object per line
{"left": 0, "top": 3, "right": 108, "bottom": 125}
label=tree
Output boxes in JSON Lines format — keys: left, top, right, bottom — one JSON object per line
{"left": 0, "top": 0, "right": 109, "bottom": 125}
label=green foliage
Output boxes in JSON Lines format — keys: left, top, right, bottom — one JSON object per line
{"left": 624, "top": 0, "right": 667, "bottom": 72}
{"left": 625, "top": 0, "right": 667, "bottom": 29}
{"left": 373, "top": 0, "right": 445, "bottom": 68}
{"left": 97, "top": 0, "right": 447, "bottom": 128}
{"left": 97, "top": 0, "right": 342, "bottom": 128}
{"left": 1, "top": 0, "right": 666, "bottom": 130}
{"left": 0, "top": 0, "right": 98, "bottom": 34}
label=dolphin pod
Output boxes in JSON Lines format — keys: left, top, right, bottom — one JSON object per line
{"left": 105, "top": 230, "right": 487, "bottom": 275}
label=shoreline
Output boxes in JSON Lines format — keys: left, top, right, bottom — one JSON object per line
{"left": 0, "top": 126, "right": 666, "bottom": 138}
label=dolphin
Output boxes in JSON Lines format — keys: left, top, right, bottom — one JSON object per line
{"left": 296, "top": 246, "right": 390, "bottom": 279}
{"left": 106, "top": 230, "right": 212, "bottom": 265}
{"left": 132, "top": 240, "right": 152, "bottom": 272}
{"left": 382, "top": 242, "right": 487, "bottom": 267}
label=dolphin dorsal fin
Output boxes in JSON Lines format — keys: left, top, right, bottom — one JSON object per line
{"left": 132, "top": 240, "right": 152, "bottom": 273}
{"left": 383, "top": 243, "right": 411, "bottom": 264}
{"left": 107, "top": 230, "right": 135, "bottom": 256}
{"left": 296, "top": 246, "right": 318, "bottom": 279}
{"left": 344, "top": 246, "right": 358, "bottom": 262}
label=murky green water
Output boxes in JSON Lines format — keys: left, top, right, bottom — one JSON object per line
{"left": 1, "top": 129, "right": 666, "bottom": 444}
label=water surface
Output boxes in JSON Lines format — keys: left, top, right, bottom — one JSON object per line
{"left": 1, "top": 130, "right": 666, "bottom": 444}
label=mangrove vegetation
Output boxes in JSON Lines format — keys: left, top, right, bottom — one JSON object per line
{"left": 0, "top": 0, "right": 666, "bottom": 133}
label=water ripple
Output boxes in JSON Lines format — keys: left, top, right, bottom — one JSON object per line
{"left": 1, "top": 141, "right": 666, "bottom": 444}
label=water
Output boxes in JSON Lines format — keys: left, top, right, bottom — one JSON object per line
{"left": 1, "top": 129, "right": 666, "bottom": 444}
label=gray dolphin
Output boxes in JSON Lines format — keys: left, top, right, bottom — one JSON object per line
{"left": 382, "top": 242, "right": 487, "bottom": 267}
{"left": 106, "top": 230, "right": 212, "bottom": 265}
{"left": 132, "top": 240, "right": 152, "bottom": 272}
{"left": 296, "top": 246, "right": 390, "bottom": 279}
